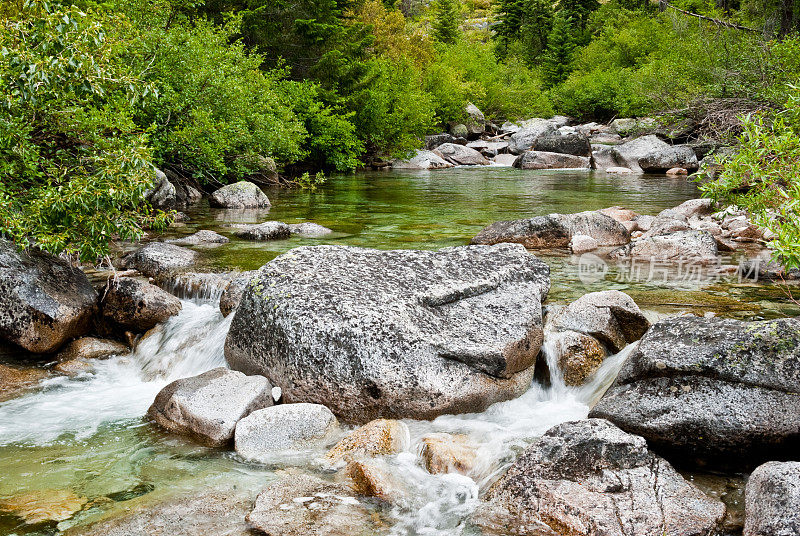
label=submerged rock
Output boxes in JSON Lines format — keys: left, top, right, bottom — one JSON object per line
{"left": 226, "top": 244, "right": 550, "bottom": 422}
{"left": 287, "top": 222, "right": 333, "bottom": 236}
{"left": 471, "top": 211, "right": 629, "bottom": 249}
{"left": 744, "top": 461, "right": 800, "bottom": 536}
{"left": 55, "top": 337, "right": 129, "bottom": 363}
{"left": 473, "top": 419, "right": 725, "bottom": 536}
{"left": 209, "top": 181, "right": 271, "bottom": 209}
{"left": 0, "top": 240, "right": 97, "bottom": 354}
{"left": 233, "top": 221, "right": 291, "bottom": 241}
{"left": 611, "top": 229, "right": 718, "bottom": 262}
{"left": 590, "top": 316, "right": 800, "bottom": 468}
{"left": 122, "top": 242, "right": 198, "bottom": 279}
{"left": 0, "top": 489, "right": 88, "bottom": 525}
{"left": 147, "top": 367, "right": 273, "bottom": 446}
{"left": 0, "top": 363, "right": 49, "bottom": 402}
{"left": 326, "top": 419, "right": 409, "bottom": 463}
{"left": 234, "top": 403, "right": 338, "bottom": 460}
{"left": 391, "top": 149, "right": 454, "bottom": 170}
{"left": 101, "top": 278, "right": 182, "bottom": 332}
{"left": 247, "top": 473, "right": 386, "bottom": 536}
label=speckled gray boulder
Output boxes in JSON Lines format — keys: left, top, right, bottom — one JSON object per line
{"left": 147, "top": 367, "right": 273, "bottom": 446}
{"left": 209, "top": 181, "right": 271, "bottom": 209}
{"left": 471, "top": 211, "right": 629, "bottom": 249}
{"left": 0, "top": 240, "right": 97, "bottom": 353}
{"left": 639, "top": 145, "right": 699, "bottom": 172}
{"left": 166, "top": 230, "right": 229, "bottom": 246}
{"left": 531, "top": 132, "right": 592, "bottom": 157}
{"left": 225, "top": 244, "right": 550, "bottom": 422}
{"left": 122, "top": 242, "right": 198, "bottom": 278}
{"left": 513, "top": 151, "right": 590, "bottom": 170}
{"left": 611, "top": 230, "right": 718, "bottom": 262}
{"left": 101, "top": 278, "right": 182, "bottom": 331}
{"left": 547, "top": 290, "right": 649, "bottom": 353}
{"left": 744, "top": 461, "right": 800, "bottom": 536}
{"left": 234, "top": 403, "right": 338, "bottom": 460}
{"left": 391, "top": 149, "right": 454, "bottom": 170}
{"left": 508, "top": 120, "right": 559, "bottom": 154}
{"left": 435, "top": 143, "right": 489, "bottom": 166}
{"left": 473, "top": 419, "right": 725, "bottom": 536}
{"left": 287, "top": 222, "right": 333, "bottom": 237}
{"left": 610, "top": 135, "right": 670, "bottom": 173}
{"left": 233, "top": 222, "right": 291, "bottom": 241}
{"left": 590, "top": 316, "right": 800, "bottom": 468}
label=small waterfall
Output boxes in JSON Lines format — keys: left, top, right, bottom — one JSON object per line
{"left": 0, "top": 300, "right": 233, "bottom": 446}
{"left": 160, "top": 272, "right": 236, "bottom": 304}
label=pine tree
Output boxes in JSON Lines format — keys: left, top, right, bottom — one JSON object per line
{"left": 541, "top": 12, "right": 576, "bottom": 88}
{"left": 432, "top": 0, "right": 460, "bottom": 44}
{"left": 493, "top": 0, "right": 553, "bottom": 62}
{"left": 558, "top": 0, "right": 599, "bottom": 43}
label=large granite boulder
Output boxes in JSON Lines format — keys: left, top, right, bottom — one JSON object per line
{"left": 0, "top": 240, "right": 97, "bottom": 353}
{"left": 473, "top": 419, "right": 725, "bottom": 536}
{"left": 590, "top": 316, "right": 800, "bottom": 468}
{"left": 464, "top": 102, "right": 486, "bottom": 136}
{"left": 101, "top": 278, "right": 182, "bottom": 331}
{"left": 532, "top": 132, "right": 592, "bottom": 157}
{"left": 122, "top": 242, "right": 198, "bottom": 279}
{"left": 147, "top": 367, "right": 273, "bottom": 446}
{"left": 639, "top": 145, "right": 699, "bottom": 172}
{"left": 225, "top": 244, "right": 550, "bottom": 422}
{"left": 209, "top": 181, "right": 271, "bottom": 209}
{"left": 610, "top": 135, "right": 671, "bottom": 173}
{"left": 391, "top": 149, "right": 454, "bottom": 170}
{"left": 247, "top": 474, "right": 386, "bottom": 536}
{"left": 219, "top": 271, "right": 257, "bottom": 317}
{"left": 435, "top": 143, "right": 490, "bottom": 166}
{"left": 611, "top": 230, "right": 718, "bottom": 262}
{"left": 145, "top": 169, "right": 203, "bottom": 210}
{"left": 513, "top": 151, "right": 590, "bottom": 170}
{"left": 471, "top": 211, "right": 629, "bottom": 249}
{"left": 744, "top": 461, "right": 800, "bottom": 536}
{"left": 508, "top": 120, "right": 559, "bottom": 154}
{"left": 233, "top": 221, "right": 291, "bottom": 241}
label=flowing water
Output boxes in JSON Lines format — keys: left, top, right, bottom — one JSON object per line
{"left": 0, "top": 168, "right": 796, "bottom": 534}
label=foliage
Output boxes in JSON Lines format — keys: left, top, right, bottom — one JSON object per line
{"left": 700, "top": 89, "right": 800, "bottom": 268}
{"left": 295, "top": 171, "right": 328, "bottom": 190}
{"left": 432, "top": 0, "right": 460, "bottom": 44}
{"left": 0, "top": 1, "right": 170, "bottom": 261}
{"left": 541, "top": 13, "right": 577, "bottom": 88}
{"left": 492, "top": 0, "right": 554, "bottom": 64}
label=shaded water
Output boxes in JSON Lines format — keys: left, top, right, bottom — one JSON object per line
{"left": 1, "top": 168, "right": 794, "bottom": 534}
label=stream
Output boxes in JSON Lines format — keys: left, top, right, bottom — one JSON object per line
{"left": 0, "top": 168, "right": 797, "bottom": 535}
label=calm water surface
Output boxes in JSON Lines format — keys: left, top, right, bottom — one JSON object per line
{"left": 0, "top": 168, "right": 794, "bottom": 535}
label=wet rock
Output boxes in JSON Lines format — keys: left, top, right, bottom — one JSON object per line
{"left": 610, "top": 134, "right": 670, "bottom": 173}
{"left": 0, "top": 489, "right": 87, "bottom": 524}
{"left": 391, "top": 149, "right": 454, "bottom": 170}
{"left": 234, "top": 403, "right": 338, "bottom": 460}
{"left": 326, "top": 419, "right": 409, "bottom": 463}
{"left": 64, "top": 490, "right": 253, "bottom": 536}
{"left": 161, "top": 271, "right": 236, "bottom": 301}
{"left": 287, "top": 222, "right": 333, "bottom": 236}
{"left": 56, "top": 337, "right": 129, "bottom": 362}
{"left": 420, "top": 433, "right": 477, "bottom": 475}
{"left": 604, "top": 166, "right": 636, "bottom": 174}
{"left": 492, "top": 153, "right": 518, "bottom": 166}
{"left": 464, "top": 102, "right": 486, "bottom": 137}
{"left": 346, "top": 460, "right": 402, "bottom": 501}
{"left": 547, "top": 329, "right": 608, "bottom": 386}
{"left": 247, "top": 473, "right": 386, "bottom": 536}
{"left": 744, "top": 461, "right": 800, "bottom": 536}
{"left": 667, "top": 167, "right": 689, "bottom": 176}
{"left": 219, "top": 272, "right": 257, "bottom": 317}
{"left": 226, "top": 244, "right": 549, "bottom": 422}
{"left": 590, "top": 316, "right": 800, "bottom": 468}
{"left": 639, "top": 145, "right": 699, "bottom": 172}
{"left": 508, "top": 120, "right": 559, "bottom": 154}
{"left": 147, "top": 367, "right": 273, "bottom": 446}
{"left": 233, "top": 221, "right": 291, "bottom": 241}
{"left": 473, "top": 419, "right": 725, "bottom": 536}
{"left": 209, "top": 181, "right": 271, "bottom": 209}
{"left": 101, "top": 278, "right": 182, "bottom": 332}
{"left": 0, "top": 240, "right": 97, "bottom": 353}
{"left": 435, "top": 143, "right": 490, "bottom": 166}
{"left": 0, "top": 363, "right": 48, "bottom": 402}
{"left": 532, "top": 132, "right": 592, "bottom": 157}
{"left": 547, "top": 290, "right": 649, "bottom": 353}
{"left": 611, "top": 230, "right": 718, "bottom": 262}
{"left": 569, "top": 234, "right": 598, "bottom": 254}
{"left": 166, "top": 230, "right": 229, "bottom": 246}
{"left": 513, "top": 151, "right": 590, "bottom": 170}
{"left": 122, "top": 242, "right": 198, "bottom": 279}
{"left": 472, "top": 211, "right": 628, "bottom": 249}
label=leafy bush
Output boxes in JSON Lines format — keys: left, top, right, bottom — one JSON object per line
{"left": 0, "top": 2, "right": 169, "bottom": 261}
